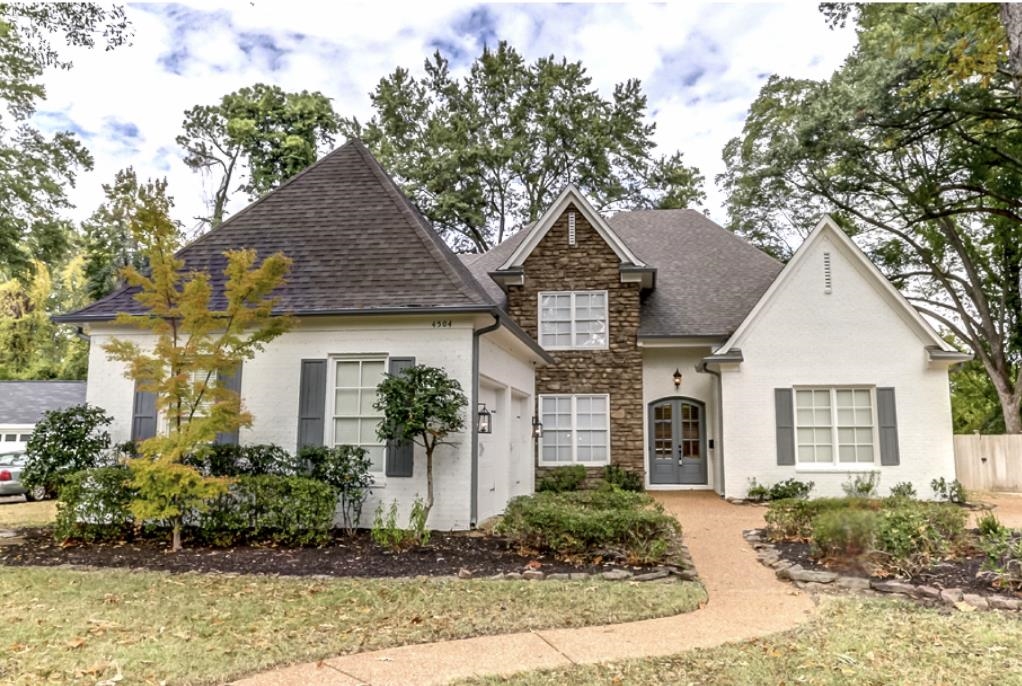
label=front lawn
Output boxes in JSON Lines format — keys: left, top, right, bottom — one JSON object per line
{"left": 459, "top": 597, "right": 1022, "bottom": 685}
{"left": 0, "top": 498, "right": 56, "bottom": 528}
{"left": 0, "top": 566, "right": 706, "bottom": 685}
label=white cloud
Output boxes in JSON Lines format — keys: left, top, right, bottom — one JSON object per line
{"left": 31, "top": 1, "right": 856, "bottom": 236}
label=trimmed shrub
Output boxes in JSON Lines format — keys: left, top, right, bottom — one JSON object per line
{"left": 765, "top": 497, "right": 877, "bottom": 540}
{"left": 812, "top": 508, "right": 878, "bottom": 559}
{"left": 603, "top": 465, "right": 643, "bottom": 492}
{"left": 54, "top": 467, "right": 136, "bottom": 542}
{"left": 299, "top": 445, "right": 374, "bottom": 535}
{"left": 497, "top": 488, "right": 680, "bottom": 563}
{"left": 872, "top": 503, "right": 967, "bottom": 575}
{"left": 22, "top": 404, "right": 113, "bottom": 496}
{"left": 185, "top": 443, "right": 299, "bottom": 477}
{"left": 536, "top": 465, "right": 587, "bottom": 493}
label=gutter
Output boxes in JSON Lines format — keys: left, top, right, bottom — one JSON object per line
{"left": 471, "top": 313, "right": 502, "bottom": 528}
{"left": 696, "top": 361, "right": 726, "bottom": 497}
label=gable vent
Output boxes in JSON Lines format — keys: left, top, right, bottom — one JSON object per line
{"left": 823, "top": 251, "right": 832, "bottom": 294}
{"left": 568, "top": 212, "right": 576, "bottom": 246}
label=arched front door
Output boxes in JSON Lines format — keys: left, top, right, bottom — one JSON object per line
{"left": 648, "top": 397, "right": 707, "bottom": 485}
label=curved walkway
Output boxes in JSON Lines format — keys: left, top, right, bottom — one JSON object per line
{"left": 235, "top": 492, "right": 816, "bottom": 686}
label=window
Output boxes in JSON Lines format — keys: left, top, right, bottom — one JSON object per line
{"left": 3, "top": 434, "right": 15, "bottom": 442}
{"left": 539, "top": 394, "right": 610, "bottom": 465}
{"left": 332, "top": 358, "right": 386, "bottom": 473}
{"left": 18, "top": 434, "right": 30, "bottom": 442}
{"left": 796, "top": 388, "right": 876, "bottom": 465}
{"left": 538, "top": 291, "right": 608, "bottom": 349}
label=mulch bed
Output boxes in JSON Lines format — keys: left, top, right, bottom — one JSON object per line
{"left": 771, "top": 533, "right": 993, "bottom": 595}
{"left": 0, "top": 527, "right": 648, "bottom": 579}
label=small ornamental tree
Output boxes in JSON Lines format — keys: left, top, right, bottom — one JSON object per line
{"left": 102, "top": 183, "right": 292, "bottom": 551}
{"left": 374, "top": 365, "right": 467, "bottom": 522}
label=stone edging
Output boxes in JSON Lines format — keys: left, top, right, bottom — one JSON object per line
{"left": 743, "top": 529, "right": 1022, "bottom": 612}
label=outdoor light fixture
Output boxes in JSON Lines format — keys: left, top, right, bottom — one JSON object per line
{"left": 477, "top": 404, "right": 492, "bottom": 434}
{"left": 673, "top": 368, "right": 683, "bottom": 389}
{"left": 531, "top": 415, "right": 543, "bottom": 439}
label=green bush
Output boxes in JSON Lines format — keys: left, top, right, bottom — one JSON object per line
{"left": 872, "top": 503, "right": 966, "bottom": 575}
{"left": 496, "top": 488, "right": 680, "bottom": 563}
{"left": 842, "top": 471, "right": 880, "bottom": 498}
{"left": 54, "top": 467, "right": 136, "bottom": 542}
{"left": 185, "top": 443, "right": 299, "bottom": 477}
{"left": 22, "top": 404, "right": 113, "bottom": 497}
{"left": 746, "top": 478, "right": 814, "bottom": 502}
{"left": 299, "top": 445, "right": 374, "bottom": 535}
{"left": 765, "top": 497, "right": 875, "bottom": 540}
{"left": 978, "top": 512, "right": 1007, "bottom": 538}
{"left": 370, "top": 499, "right": 430, "bottom": 551}
{"left": 196, "top": 475, "right": 336, "bottom": 546}
{"left": 888, "top": 481, "right": 917, "bottom": 500}
{"left": 811, "top": 508, "right": 878, "bottom": 559}
{"left": 536, "top": 465, "right": 587, "bottom": 493}
{"left": 602, "top": 465, "right": 643, "bottom": 492}
{"left": 931, "top": 477, "right": 967, "bottom": 504}
{"left": 980, "top": 529, "right": 1022, "bottom": 591}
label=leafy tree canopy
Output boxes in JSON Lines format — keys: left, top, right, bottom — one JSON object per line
{"left": 720, "top": 3, "right": 1022, "bottom": 432}
{"left": 343, "top": 42, "right": 705, "bottom": 252}
{"left": 177, "top": 83, "right": 342, "bottom": 229}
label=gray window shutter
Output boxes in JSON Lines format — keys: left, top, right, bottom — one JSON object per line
{"left": 214, "top": 363, "right": 243, "bottom": 445}
{"left": 386, "top": 357, "right": 415, "bottom": 477}
{"left": 775, "top": 388, "right": 796, "bottom": 466}
{"left": 297, "top": 359, "right": 327, "bottom": 453}
{"left": 877, "top": 387, "right": 900, "bottom": 466}
{"left": 131, "top": 381, "right": 157, "bottom": 443}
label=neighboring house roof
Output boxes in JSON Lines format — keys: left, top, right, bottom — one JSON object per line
{"left": 56, "top": 140, "right": 496, "bottom": 323}
{"left": 463, "top": 207, "right": 784, "bottom": 338}
{"left": 0, "top": 381, "right": 86, "bottom": 425}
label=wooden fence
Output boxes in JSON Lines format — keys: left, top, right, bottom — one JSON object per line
{"left": 954, "top": 434, "right": 1022, "bottom": 492}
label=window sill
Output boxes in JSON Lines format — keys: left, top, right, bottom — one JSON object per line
{"left": 541, "top": 346, "right": 610, "bottom": 353}
{"left": 795, "top": 465, "right": 881, "bottom": 474}
{"left": 538, "top": 463, "right": 610, "bottom": 469}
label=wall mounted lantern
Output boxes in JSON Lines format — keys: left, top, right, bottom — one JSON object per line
{"left": 673, "top": 368, "right": 683, "bottom": 390}
{"left": 531, "top": 415, "right": 543, "bottom": 439}
{"left": 477, "top": 404, "right": 492, "bottom": 434}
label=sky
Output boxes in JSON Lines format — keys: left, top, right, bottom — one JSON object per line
{"left": 34, "top": 1, "right": 858, "bottom": 236}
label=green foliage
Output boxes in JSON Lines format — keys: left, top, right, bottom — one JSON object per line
{"left": 537, "top": 465, "right": 587, "bottom": 493}
{"left": 53, "top": 466, "right": 135, "bottom": 543}
{"left": 977, "top": 512, "right": 1007, "bottom": 538}
{"left": 811, "top": 508, "right": 878, "bottom": 559}
{"left": 931, "top": 477, "right": 968, "bottom": 504}
{"left": 765, "top": 497, "right": 879, "bottom": 541}
{"left": 888, "top": 482, "right": 917, "bottom": 500}
{"left": 300, "top": 444, "right": 374, "bottom": 535}
{"left": 980, "top": 527, "right": 1022, "bottom": 591}
{"left": 842, "top": 471, "right": 881, "bottom": 498}
{"left": 196, "top": 475, "right": 336, "bottom": 546}
{"left": 370, "top": 497, "right": 431, "bottom": 551}
{"left": 872, "top": 504, "right": 967, "bottom": 576}
{"left": 720, "top": 3, "right": 1022, "bottom": 431}
{"left": 408, "top": 496, "right": 430, "bottom": 547}
{"left": 186, "top": 443, "right": 299, "bottom": 477}
{"left": 177, "top": 83, "right": 341, "bottom": 228}
{"left": 746, "top": 478, "right": 814, "bottom": 502}
{"left": 602, "top": 465, "right": 643, "bottom": 492}
{"left": 496, "top": 488, "right": 680, "bottom": 564}
{"left": 127, "top": 458, "right": 228, "bottom": 550}
{"left": 374, "top": 364, "right": 467, "bottom": 522}
{"left": 22, "top": 403, "right": 112, "bottom": 495}
{"left": 344, "top": 42, "right": 705, "bottom": 252}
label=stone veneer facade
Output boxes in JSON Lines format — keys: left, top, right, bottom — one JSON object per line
{"left": 504, "top": 204, "right": 645, "bottom": 483}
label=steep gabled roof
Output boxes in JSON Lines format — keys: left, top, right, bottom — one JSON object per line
{"left": 0, "top": 381, "right": 86, "bottom": 425}
{"left": 57, "top": 141, "right": 495, "bottom": 323}
{"left": 462, "top": 208, "right": 783, "bottom": 338}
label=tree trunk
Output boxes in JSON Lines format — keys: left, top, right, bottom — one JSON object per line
{"left": 984, "top": 355, "right": 1022, "bottom": 433}
{"left": 172, "top": 519, "right": 182, "bottom": 552}
{"left": 1001, "top": 4, "right": 1022, "bottom": 96}
{"left": 424, "top": 449, "right": 434, "bottom": 521}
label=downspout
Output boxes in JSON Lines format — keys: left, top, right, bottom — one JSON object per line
{"left": 697, "top": 362, "right": 725, "bottom": 497}
{"left": 471, "top": 312, "right": 501, "bottom": 527}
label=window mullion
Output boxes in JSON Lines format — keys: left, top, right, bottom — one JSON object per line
{"left": 571, "top": 395, "right": 578, "bottom": 464}
{"left": 830, "top": 389, "right": 838, "bottom": 466}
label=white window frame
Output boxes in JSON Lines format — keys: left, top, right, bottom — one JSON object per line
{"left": 538, "top": 393, "right": 611, "bottom": 466}
{"left": 794, "top": 386, "right": 880, "bottom": 471}
{"left": 328, "top": 355, "right": 388, "bottom": 475}
{"left": 537, "top": 290, "right": 609, "bottom": 351}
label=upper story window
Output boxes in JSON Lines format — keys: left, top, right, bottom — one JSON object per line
{"left": 539, "top": 291, "right": 608, "bottom": 350}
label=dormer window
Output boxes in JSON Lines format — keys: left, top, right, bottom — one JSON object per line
{"left": 539, "top": 291, "right": 608, "bottom": 350}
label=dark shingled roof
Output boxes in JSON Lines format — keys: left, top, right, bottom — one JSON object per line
{"left": 462, "top": 209, "right": 783, "bottom": 338}
{"left": 0, "top": 381, "right": 86, "bottom": 424}
{"left": 57, "top": 141, "right": 495, "bottom": 322}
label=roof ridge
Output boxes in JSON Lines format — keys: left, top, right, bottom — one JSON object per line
{"left": 349, "top": 141, "right": 494, "bottom": 306}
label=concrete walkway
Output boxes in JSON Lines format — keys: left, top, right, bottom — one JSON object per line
{"left": 235, "top": 492, "right": 816, "bottom": 686}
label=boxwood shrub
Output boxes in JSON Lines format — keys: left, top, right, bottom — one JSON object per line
{"left": 54, "top": 466, "right": 137, "bottom": 542}
{"left": 497, "top": 487, "right": 680, "bottom": 563}
{"left": 536, "top": 465, "right": 587, "bottom": 493}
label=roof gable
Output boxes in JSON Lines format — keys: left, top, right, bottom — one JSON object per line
{"left": 58, "top": 141, "right": 495, "bottom": 322}
{"left": 719, "top": 216, "right": 958, "bottom": 355}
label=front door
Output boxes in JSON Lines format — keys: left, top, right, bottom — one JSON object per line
{"left": 648, "top": 397, "right": 707, "bottom": 485}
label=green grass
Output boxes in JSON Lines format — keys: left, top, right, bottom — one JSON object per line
{"left": 0, "top": 566, "right": 706, "bottom": 685}
{"left": 0, "top": 499, "right": 56, "bottom": 528}
{"left": 459, "top": 598, "right": 1022, "bottom": 686}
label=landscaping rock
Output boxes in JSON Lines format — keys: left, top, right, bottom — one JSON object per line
{"left": 989, "top": 596, "right": 1021, "bottom": 611}
{"left": 757, "top": 551, "right": 780, "bottom": 565}
{"left": 568, "top": 572, "right": 590, "bottom": 581}
{"left": 0, "top": 536, "right": 25, "bottom": 546}
{"left": 835, "top": 576, "right": 871, "bottom": 592}
{"left": 522, "top": 570, "right": 545, "bottom": 581}
{"left": 776, "top": 564, "right": 803, "bottom": 581}
{"left": 914, "top": 585, "right": 941, "bottom": 601}
{"left": 503, "top": 572, "right": 522, "bottom": 580}
{"left": 870, "top": 580, "right": 916, "bottom": 596}
{"left": 545, "top": 573, "right": 570, "bottom": 581}
{"left": 939, "top": 588, "right": 964, "bottom": 605}
{"left": 601, "top": 569, "right": 633, "bottom": 581}
{"left": 789, "top": 569, "right": 838, "bottom": 584}
{"left": 458, "top": 568, "right": 473, "bottom": 579}
{"left": 963, "top": 593, "right": 989, "bottom": 610}
{"left": 0, "top": 530, "right": 19, "bottom": 538}
{"left": 633, "top": 570, "right": 670, "bottom": 582}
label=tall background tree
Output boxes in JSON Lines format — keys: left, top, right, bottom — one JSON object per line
{"left": 176, "top": 83, "right": 342, "bottom": 229}
{"left": 720, "top": 3, "right": 1022, "bottom": 433}
{"left": 342, "top": 42, "right": 705, "bottom": 253}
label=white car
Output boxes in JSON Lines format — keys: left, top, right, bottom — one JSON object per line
{"left": 0, "top": 451, "right": 46, "bottom": 501}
